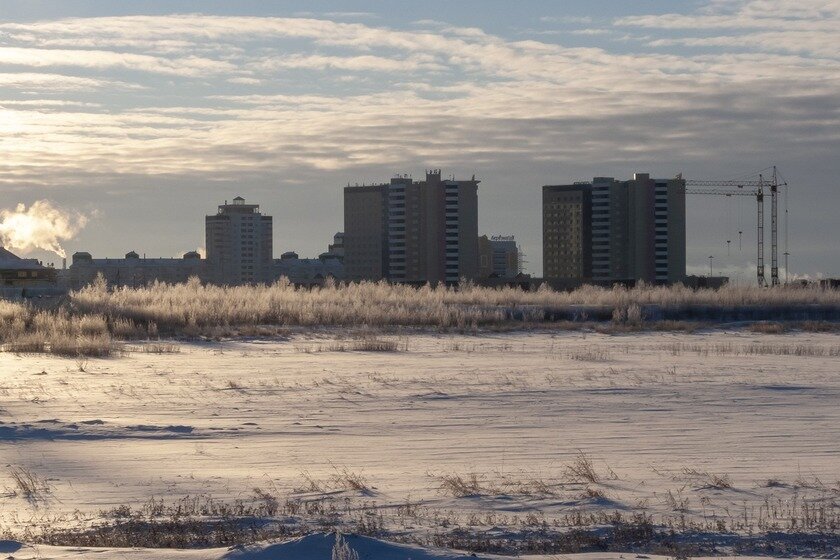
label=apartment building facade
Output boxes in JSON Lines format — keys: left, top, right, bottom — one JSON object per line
{"left": 66, "top": 250, "right": 204, "bottom": 289}
{"left": 205, "top": 197, "right": 273, "bottom": 285}
{"left": 344, "top": 170, "right": 480, "bottom": 284}
{"left": 543, "top": 174, "right": 685, "bottom": 284}
{"left": 542, "top": 184, "right": 592, "bottom": 280}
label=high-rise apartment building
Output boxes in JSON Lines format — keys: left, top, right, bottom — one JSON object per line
{"left": 543, "top": 184, "right": 592, "bottom": 280}
{"left": 344, "top": 170, "right": 479, "bottom": 284}
{"left": 591, "top": 177, "right": 629, "bottom": 281}
{"left": 543, "top": 174, "right": 685, "bottom": 284}
{"left": 624, "top": 173, "right": 686, "bottom": 284}
{"left": 344, "top": 185, "right": 389, "bottom": 281}
{"left": 205, "top": 197, "right": 273, "bottom": 285}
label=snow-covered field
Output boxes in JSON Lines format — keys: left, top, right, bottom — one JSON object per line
{"left": 0, "top": 534, "right": 811, "bottom": 559}
{"left": 2, "top": 330, "right": 839, "bottom": 556}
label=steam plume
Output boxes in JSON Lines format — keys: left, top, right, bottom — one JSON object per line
{"left": 0, "top": 200, "right": 88, "bottom": 258}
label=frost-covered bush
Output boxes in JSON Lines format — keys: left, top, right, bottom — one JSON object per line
{"left": 69, "top": 277, "right": 839, "bottom": 331}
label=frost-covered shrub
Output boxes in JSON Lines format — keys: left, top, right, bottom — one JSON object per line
{"left": 68, "top": 279, "right": 840, "bottom": 331}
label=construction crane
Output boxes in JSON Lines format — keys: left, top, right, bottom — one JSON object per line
{"left": 682, "top": 166, "right": 787, "bottom": 287}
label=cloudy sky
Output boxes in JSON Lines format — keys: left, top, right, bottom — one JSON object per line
{"left": 1, "top": 0, "right": 838, "bottom": 280}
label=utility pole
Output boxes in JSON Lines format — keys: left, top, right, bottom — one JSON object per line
{"left": 708, "top": 255, "right": 714, "bottom": 277}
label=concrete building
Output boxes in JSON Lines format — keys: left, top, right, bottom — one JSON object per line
{"left": 206, "top": 197, "right": 273, "bottom": 285}
{"left": 543, "top": 173, "right": 685, "bottom": 284}
{"left": 478, "top": 235, "right": 523, "bottom": 279}
{"left": 0, "top": 247, "right": 57, "bottom": 288}
{"left": 271, "top": 251, "right": 345, "bottom": 285}
{"left": 344, "top": 185, "right": 389, "bottom": 281}
{"left": 66, "top": 251, "right": 205, "bottom": 289}
{"left": 543, "top": 184, "right": 592, "bottom": 280}
{"left": 344, "top": 170, "right": 480, "bottom": 284}
{"left": 590, "top": 177, "right": 628, "bottom": 281}
{"left": 319, "top": 232, "right": 345, "bottom": 262}
{"left": 272, "top": 233, "right": 346, "bottom": 286}
{"left": 625, "top": 173, "right": 686, "bottom": 284}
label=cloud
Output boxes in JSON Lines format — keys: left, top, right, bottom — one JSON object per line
{"left": 0, "top": 46, "right": 235, "bottom": 76}
{"left": 614, "top": 0, "right": 840, "bottom": 58}
{"left": 0, "top": 9, "right": 835, "bottom": 184}
{"left": 0, "top": 72, "right": 140, "bottom": 91}
{"left": 540, "top": 16, "right": 593, "bottom": 24}
{"left": 251, "top": 53, "right": 445, "bottom": 73}
{"left": 0, "top": 7, "right": 837, "bottom": 275}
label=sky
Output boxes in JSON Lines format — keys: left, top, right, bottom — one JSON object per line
{"left": 0, "top": 0, "right": 838, "bottom": 280}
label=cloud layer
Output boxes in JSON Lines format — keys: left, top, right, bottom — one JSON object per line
{"left": 0, "top": 0, "right": 837, "bottom": 274}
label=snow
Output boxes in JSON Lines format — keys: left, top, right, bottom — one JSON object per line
{"left": 1, "top": 330, "right": 839, "bottom": 556}
{"left": 0, "top": 534, "right": 800, "bottom": 559}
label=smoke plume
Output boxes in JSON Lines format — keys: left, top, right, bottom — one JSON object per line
{"left": 0, "top": 200, "right": 88, "bottom": 258}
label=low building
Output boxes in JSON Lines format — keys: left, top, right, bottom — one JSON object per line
{"left": 0, "top": 247, "right": 57, "bottom": 288}
{"left": 271, "top": 251, "right": 344, "bottom": 286}
{"left": 478, "top": 235, "right": 523, "bottom": 279}
{"left": 65, "top": 251, "right": 206, "bottom": 289}
{"left": 683, "top": 275, "right": 729, "bottom": 289}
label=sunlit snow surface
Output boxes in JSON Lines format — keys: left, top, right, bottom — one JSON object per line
{"left": 1, "top": 330, "right": 838, "bottom": 556}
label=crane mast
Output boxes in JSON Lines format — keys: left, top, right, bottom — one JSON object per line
{"left": 685, "top": 167, "right": 786, "bottom": 287}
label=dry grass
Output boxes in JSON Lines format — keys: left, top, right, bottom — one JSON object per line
{"left": 0, "top": 300, "right": 147, "bottom": 357}
{"left": 69, "top": 276, "right": 840, "bottom": 332}
{"left": 6, "top": 479, "right": 840, "bottom": 555}
{"left": 294, "top": 336, "right": 407, "bottom": 353}
{"left": 349, "top": 338, "right": 404, "bottom": 352}
{"left": 567, "top": 346, "right": 612, "bottom": 362}
{"left": 8, "top": 466, "right": 51, "bottom": 501}
{"left": 1, "top": 279, "right": 837, "bottom": 354}
{"left": 291, "top": 467, "right": 371, "bottom": 494}
{"left": 663, "top": 341, "right": 840, "bottom": 358}
{"left": 564, "top": 451, "right": 601, "bottom": 484}
{"left": 128, "top": 342, "right": 181, "bottom": 354}
{"left": 435, "top": 472, "right": 487, "bottom": 498}
{"left": 329, "top": 466, "right": 371, "bottom": 493}
{"left": 433, "top": 470, "right": 563, "bottom": 499}
{"left": 332, "top": 532, "right": 360, "bottom": 560}
{"left": 749, "top": 321, "right": 787, "bottom": 334}
{"left": 681, "top": 468, "right": 733, "bottom": 489}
